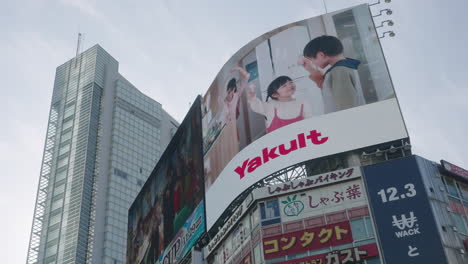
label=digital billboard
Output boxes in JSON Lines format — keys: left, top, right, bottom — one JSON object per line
{"left": 202, "top": 4, "right": 408, "bottom": 229}
{"left": 126, "top": 97, "right": 205, "bottom": 264}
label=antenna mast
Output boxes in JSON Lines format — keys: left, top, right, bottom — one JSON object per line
{"left": 76, "top": 33, "right": 82, "bottom": 57}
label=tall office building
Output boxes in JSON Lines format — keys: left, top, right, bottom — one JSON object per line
{"left": 26, "top": 45, "right": 178, "bottom": 264}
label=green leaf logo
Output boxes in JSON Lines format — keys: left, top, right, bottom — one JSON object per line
{"left": 282, "top": 195, "right": 304, "bottom": 216}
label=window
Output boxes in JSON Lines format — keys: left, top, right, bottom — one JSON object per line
{"left": 57, "top": 156, "right": 69, "bottom": 169}
{"left": 62, "top": 119, "right": 73, "bottom": 131}
{"left": 460, "top": 183, "right": 468, "bottom": 200}
{"left": 250, "top": 207, "right": 261, "bottom": 230}
{"left": 259, "top": 200, "right": 281, "bottom": 226}
{"left": 451, "top": 212, "right": 467, "bottom": 234}
{"left": 444, "top": 177, "right": 459, "bottom": 196}
{"left": 61, "top": 131, "right": 72, "bottom": 143}
{"left": 350, "top": 217, "right": 374, "bottom": 241}
{"left": 59, "top": 143, "right": 70, "bottom": 156}
{"left": 55, "top": 170, "right": 67, "bottom": 181}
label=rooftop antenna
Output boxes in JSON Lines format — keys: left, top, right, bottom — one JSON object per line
{"left": 321, "top": 0, "right": 328, "bottom": 13}
{"left": 75, "top": 33, "right": 82, "bottom": 67}
{"left": 76, "top": 33, "right": 82, "bottom": 57}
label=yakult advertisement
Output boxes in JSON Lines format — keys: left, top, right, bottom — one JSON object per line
{"left": 202, "top": 4, "right": 408, "bottom": 229}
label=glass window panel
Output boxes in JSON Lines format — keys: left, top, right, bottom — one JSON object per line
{"left": 365, "top": 217, "right": 375, "bottom": 237}
{"left": 51, "top": 199, "right": 63, "bottom": 211}
{"left": 260, "top": 200, "right": 280, "bottom": 220}
{"left": 47, "top": 229, "right": 59, "bottom": 242}
{"left": 54, "top": 184, "right": 65, "bottom": 196}
{"left": 62, "top": 119, "right": 73, "bottom": 131}
{"left": 64, "top": 107, "right": 74, "bottom": 119}
{"left": 460, "top": 183, "right": 468, "bottom": 201}
{"left": 445, "top": 177, "right": 459, "bottom": 196}
{"left": 351, "top": 218, "right": 367, "bottom": 240}
{"left": 49, "top": 214, "right": 61, "bottom": 226}
{"left": 55, "top": 170, "right": 67, "bottom": 181}
{"left": 61, "top": 131, "right": 72, "bottom": 143}
{"left": 57, "top": 157, "right": 68, "bottom": 168}
{"left": 59, "top": 143, "right": 70, "bottom": 156}
{"left": 452, "top": 213, "right": 467, "bottom": 234}
{"left": 45, "top": 244, "right": 58, "bottom": 258}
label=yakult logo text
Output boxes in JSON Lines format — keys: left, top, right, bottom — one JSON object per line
{"left": 234, "top": 130, "right": 329, "bottom": 179}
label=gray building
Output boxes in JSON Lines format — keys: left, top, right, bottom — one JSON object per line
{"left": 26, "top": 45, "right": 178, "bottom": 264}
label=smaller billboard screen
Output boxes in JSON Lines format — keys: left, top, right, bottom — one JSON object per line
{"left": 126, "top": 97, "right": 205, "bottom": 264}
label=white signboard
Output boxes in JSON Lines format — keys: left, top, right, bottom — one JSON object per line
{"left": 278, "top": 178, "right": 367, "bottom": 222}
{"left": 206, "top": 99, "right": 406, "bottom": 228}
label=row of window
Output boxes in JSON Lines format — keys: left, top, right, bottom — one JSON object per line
{"left": 443, "top": 176, "right": 468, "bottom": 235}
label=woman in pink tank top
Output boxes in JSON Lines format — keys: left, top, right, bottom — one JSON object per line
{"left": 248, "top": 76, "right": 311, "bottom": 133}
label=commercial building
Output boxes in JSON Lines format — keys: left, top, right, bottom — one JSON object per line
{"left": 26, "top": 45, "right": 178, "bottom": 264}
{"left": 202, "top": 150, "right": 468, "bottom": 264}
{"left": 125, "top": 3, "right": 467, "bottom": 264}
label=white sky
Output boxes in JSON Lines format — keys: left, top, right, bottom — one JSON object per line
{"left": 1, "top": 0, "right": 467, "bottom": 263}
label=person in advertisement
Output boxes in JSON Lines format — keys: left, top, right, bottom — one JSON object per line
{"left": 247, "top": 76, "right": 313, "bottom": 133}
{"left": 221, "top": 66, "right": 250, "bottom": 123}
{"left": 299, "top": 35, "right": 365, "bottom": 114}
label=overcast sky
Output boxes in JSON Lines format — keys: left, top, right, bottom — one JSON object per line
{"left": 1, "top": 0, "right": 468, "bottom": 263}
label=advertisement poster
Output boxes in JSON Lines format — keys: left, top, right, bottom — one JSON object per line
{"left": 202, "top": 3, "right": 408, "bottom": 229}
{"left": 157, "top": 203, "right": 205, "bottom": 264}
{"left": 363, "top": 156, "right": 447, "bottom": 263}
{"left": 126, "top": 97, "right": 205, "bottom": 264}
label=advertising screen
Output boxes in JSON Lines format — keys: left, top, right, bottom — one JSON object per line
{"left": 202, "top": 3, "right": 408, "bottom": 229}
{"left": 126, "top": 97, "right": 205, "bottom": 264}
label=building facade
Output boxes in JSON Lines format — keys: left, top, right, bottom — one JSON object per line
{"left": 26, "top": 45, "right": 178, "bottom": 264}
{"left": 200, "top": 150, "right": 468, "bottom": 264}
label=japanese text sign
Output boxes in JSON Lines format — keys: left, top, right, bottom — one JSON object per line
{"left": 262, "top": 221, "right": 353, "bottom": 260}
{"left": 274, "top": 243, "right": 378, "bottom": 264}
{"left": 278, "top": 179, "right": 367, "bottom": 221}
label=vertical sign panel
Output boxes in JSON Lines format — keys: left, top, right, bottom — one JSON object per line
{"left": 363, "top": 156, "right": 447, "bottom": 263}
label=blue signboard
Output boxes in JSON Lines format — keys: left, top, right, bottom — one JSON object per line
{"left": 363, "top": 156, "right": 447, "bottom": 264}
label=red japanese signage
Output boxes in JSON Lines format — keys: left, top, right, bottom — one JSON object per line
{"left": 274, "top": 243, "right": 379, "bottom": 264}
{"left": 441, "top": 160, "right": 468, "bottom": 181}
{"left": 262, "top": 221, "right": 353, "bottom": 260}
